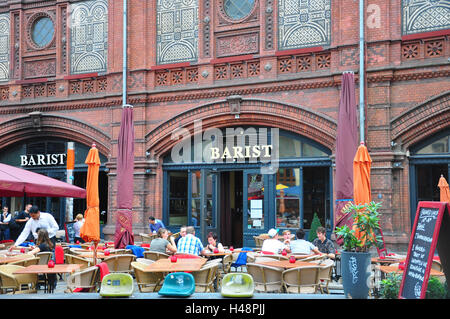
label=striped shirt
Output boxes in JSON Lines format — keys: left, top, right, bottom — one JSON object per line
{"left": 176, "top": 234, "right": 204, "bottom": 256}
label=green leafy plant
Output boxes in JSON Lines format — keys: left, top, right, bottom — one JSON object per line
{"left": 334, "top": 201, "right": 383, "bottom": 252}
{"left": 380, "top": 272, "right": 402, "bottom": 299}
{"left": 426, "top": 277, "right": 447, "bottom": 299}
{"left": 308, "top": 212, "right": 322, "bottom": 242}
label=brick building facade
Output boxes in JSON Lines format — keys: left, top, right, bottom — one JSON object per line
{"left": 0, "top": 0, "right": 449, "bottom": 251}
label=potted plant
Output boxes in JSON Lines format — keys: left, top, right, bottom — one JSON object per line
{"left": 335, "top": 201, "right": 383, "bottom": 299}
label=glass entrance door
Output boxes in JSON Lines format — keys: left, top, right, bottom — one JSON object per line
{"left": 243, "top": 170, "right": 272, "bottom": 247}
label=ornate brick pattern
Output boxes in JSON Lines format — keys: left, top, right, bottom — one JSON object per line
{"left": 402, "top": 42, "right": 420, "bottom": 60}
{"left": 277, "top": 52, "right": 330, "bottom": 74}
{"left": 278, "top": 0, "right": 331, "bottom": 50}
{"left": 156, "top": 0, "right": 198, "bottom": 65}
{"left": 425, "top": 39, "right": 444, "bottom": 57}
{"left": 13, "top": 13, "right": 20, "bottom": 79}
{"left": 22, "top": 82, "right": 56, "bottom": 99}
{"left": 61, "top": 6, "right": 67, "bottom": 74}
{"left": 0, "top": 86, "right": 8, "bottom": 100}
{"left": 70, "top": 0, "right": 108, "bottom": 74}
{"left": 340, "top": 47, "right": 359, "bottom": 66}
{"left": 265, "top": 0, "right": 274, "bottom": 50}
{"left": 216, "top": 0, "right": 259, "bottom": 26}
{"left": 69, "top": 77, "right": 108, "bottom": 95}
{"left": 216, "top": 32, "right": 259, "bottom": 58}
{"left": 203, "top": 0, "right": 211, "bottom": 57}
{"left": 213, "top": 60, "right": 259, "bottom": 80}
{"left": 23, "top": 59, "right": 56, "bottom": 79}
{"left": 402, "top": 0, "right": 450, "bottom": 36}
{"left": 155, "top": 67, "right": 199, "bottom": 86}
{"left": 0, "top": 13, "right": 10, "bottom": 82}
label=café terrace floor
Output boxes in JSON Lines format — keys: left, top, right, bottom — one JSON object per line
{"left": 0, "top": 268, "right": 348, "bottom": 299}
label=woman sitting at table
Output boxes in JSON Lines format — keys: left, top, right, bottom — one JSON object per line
{"left": 28, "top": 229, "right": 57, "bottom": 290}
{"left": 205, "top": 232, "right": 224, "bottom": 256}
{"left": 150, "top": 228, "right": 177, "bottom": 255}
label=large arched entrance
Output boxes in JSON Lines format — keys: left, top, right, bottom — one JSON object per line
{"left": 146, "top": 98, "right": 336, "bottom": 246}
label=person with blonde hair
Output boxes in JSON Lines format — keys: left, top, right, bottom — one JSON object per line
{"left": 149, "top": 228, "right": 177, "bottom": 254}
{"left": 73, "top": 213, "right": 85, "bottom": 243}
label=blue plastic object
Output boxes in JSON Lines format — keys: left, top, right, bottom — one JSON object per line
{"left": 221, "top": 273, "right": 254, "bottom": 298}
{"left": 126, "top": 245, "right": 145, "bottom": 258}
{"left": 158, "top": 272, "right": 195, "bottom": 297}
{"left": 68, "top": 245, "right": 82, "bottom": 248}
{"left": 231, "top": 252, "right": 248, "bottom": 268}
{"left": 100, "top": 273, "right": 134, "bottom": 297}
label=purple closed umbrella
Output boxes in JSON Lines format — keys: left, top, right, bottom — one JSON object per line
{"left": 114, "top": 105, "right": 135, "bottom": 248}
{"left": 334, "top": 72, "right": 358, "bottom": 240}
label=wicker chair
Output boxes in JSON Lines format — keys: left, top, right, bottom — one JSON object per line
{"left": 136, "top": 258, "right": 154, "bottom": 265}
{"left": 65, "top": 254, "right": 97, "bottom": 270}
{"left": 0, "top": 265, "right": 38, "bottom": 294}
{"left": 143, "top": 250, "right": 170, "bottom": 261}
{"left": 191, "top": 262, "right": 219, "bottom": 292}
{"left": 102, "top": 254, "right": 136, "bottom": 273}
{"left": 36, "top": 252, "right": 53, "bottom": 265}
{"left": 140, "top": 233, "right": 157, "bottom": 244}
{"left": 282, "top": 265, "right": 321, "bottom": 294}
{"left": 246, "top": 263, "right": 284, "bottom": 293}
{"left": 66, "top": 266, "right": 100, "bottom": 293}
{"left": 9, "top": 257, "right": 40, "bottom": 267}
{"left": 311, "top": 258, "right": 335, "bottom": 294}
{"left": 131, "top": 261, "right": 164, "bottom": 292}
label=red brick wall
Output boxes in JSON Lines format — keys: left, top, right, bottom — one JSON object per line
{"left": 0, "top": 0, "right": 448, "bottom": 251}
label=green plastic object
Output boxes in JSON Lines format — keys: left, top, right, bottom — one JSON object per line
{"left": 158, "top": 272, "right": 195, "bottom": 297}
{"left": 221, "top": 273, "right": 254, "bottom": 298}
{"left": 100, "top": 273, "right": 134, "bottom": 297}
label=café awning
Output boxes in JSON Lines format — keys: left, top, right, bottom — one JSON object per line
{"left": 0, "top": 163, "right": 86, "bottom": 198}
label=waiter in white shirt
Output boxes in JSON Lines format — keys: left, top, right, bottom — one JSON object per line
{"left": 9, "top": 205, "right": 59, "bottom": 250}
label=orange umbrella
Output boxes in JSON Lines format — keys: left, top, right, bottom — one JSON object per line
{"left": 353, "top": 142, "right": 372, "bottom": 243}
{"left": 80, "top": 143, "right": 101, "bottom": 263}
{"left": 353, "top": 142, "right": 372, "bottom": 205}
{"left": 438, "top": 175, "right": 450, "bottom": 203}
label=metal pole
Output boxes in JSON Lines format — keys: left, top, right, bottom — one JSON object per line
{"left": 123, "top": 0, "right": 127, "bottom": 106}
{"left": 359, "top": 0, "right": 365, "bottom": 143}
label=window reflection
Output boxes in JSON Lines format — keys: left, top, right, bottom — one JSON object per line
{"left": 247, "top": 173, "right": 264, "bottom": 229}
{"left": 276, "top": 168, "right": 300, "bottom": 229}
{"left": 191, "top": 171, "right": 214, "bottom": 227}
{"left": 168, "top": 171, "right": 188, "bottom": 226}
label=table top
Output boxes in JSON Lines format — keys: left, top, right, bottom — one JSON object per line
{"left": 0, "top": 254, "right": 32, "bottom": 264}
{"left": 371, "top": 257, "right": 405, "bottom": 265}
{"left": 376, "top": 265, "right": 444, "bottom": 276}
{"left": 256, "top": 260, "right": 316, "bottom": 269}
{"left": 77, "top": 252, "right": 108, "bottom": 259}
{"left": 204, "top": 251, "right": 232, "bottom": 257}
{"left": 144, "top": 257, "right": 206, "bottom": 272}
{"left": 13, "top": 264, "right": 81, "bottom": 274}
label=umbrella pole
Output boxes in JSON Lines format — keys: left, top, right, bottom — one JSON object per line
{"left": 93, "top": 241, "right": 98, "bottom": 266}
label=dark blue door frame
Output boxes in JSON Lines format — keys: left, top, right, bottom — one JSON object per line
{"left": 163, "top": 159, "right": 332, "bottom": 247}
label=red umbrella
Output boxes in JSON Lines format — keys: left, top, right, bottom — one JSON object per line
{"left": 334, "top": 72, "right": 358, "bottom": 243}
{"left": 80, "top": 144, "right": 101, "bottom": 264}
{"left": 114, "top": 106, "right": 135, "bottom": 248}
{"left": 0, "top": 163, "right": 86, "bottom": 198}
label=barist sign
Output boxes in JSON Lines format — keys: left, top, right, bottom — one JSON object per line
{"left": 20, "top": 153, "right": 67, "bottom": 166}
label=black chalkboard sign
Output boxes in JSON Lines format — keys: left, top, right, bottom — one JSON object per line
{"left": 64, "top": 221, "right": 76, "bottom": 243}
{"left": 399, "top": 202, "right": 447, "bottom": 299}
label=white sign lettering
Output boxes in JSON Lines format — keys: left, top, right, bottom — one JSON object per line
{"left": 20, "top": 154, "right": 66, "bottom": 166}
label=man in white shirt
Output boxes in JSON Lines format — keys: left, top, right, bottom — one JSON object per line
{"left": 290, "top": 228, "right": 321, "bottom": 255}
{"left": 261, "top": 228, "right": 291, "bottom": 254}
{"left": 9, "top": 205, "right": 59, "bottom": 249}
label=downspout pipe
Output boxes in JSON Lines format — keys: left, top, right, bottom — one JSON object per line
{"left": 359, "top": 0, "right": 365, "bottom": 143}
{"left": 123, "top": 0, "right": 129, "bottom": 108}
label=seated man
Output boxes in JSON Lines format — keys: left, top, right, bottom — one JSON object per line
{"left": 176, "top": 226, "right": 207, "bottom": 256}
{"left": 261, "top": 228, "right": 290, "bottom": 254}
{"left": 312, "top": 226, "right": 336, "bottom": 259}
{"left": 149, "top": 216, "right": 165, "bottom": 234}
{"left": 290, "top": 228, "right": 321, "bottom": 255}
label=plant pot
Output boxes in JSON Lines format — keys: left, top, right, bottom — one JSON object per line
{"left": 341, "top": 251, "right": 372, "bottom": 299}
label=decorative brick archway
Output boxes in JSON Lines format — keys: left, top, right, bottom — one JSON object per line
{"left": 146, "top": 97, "right": 337, "bottom": 157}
{"left": 0, "top": 113, "right": 111, "bottom": 156}
{"left": 391, "top": 91, "right": 450, "bottom": 149}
